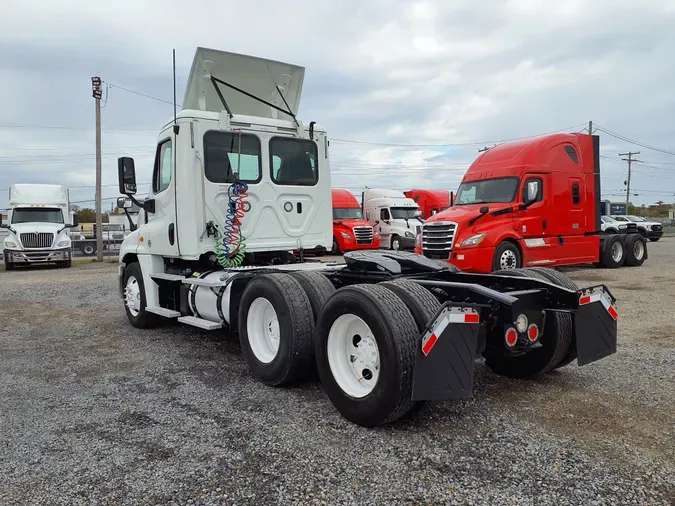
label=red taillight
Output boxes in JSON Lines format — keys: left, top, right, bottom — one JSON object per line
{"left": 505, "top": 327, "right": 517, "bottom": 347}
{"left": 527, "top": 323, "right": 539, "bottom": 342}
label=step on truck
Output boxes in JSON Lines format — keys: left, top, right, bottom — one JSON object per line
{"left": 116, "top": 47, "right": 620, "bottom": 427}
{"left": 415, "top": 133, "right": 649, "bottom": 272}
{"left": 1, "top": 184, "right": 78, "bottom": 270}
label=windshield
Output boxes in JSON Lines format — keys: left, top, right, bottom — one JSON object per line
{"left": 11, "top": 208, "right": 64, "bottom": 224}
{"left": 627, "top": 215, "right": 646, "bottom": 222}
{"left": 601, "top": 216, "right": 614, "bottom": 223}
{"left": 391, "top": 207, "right": 422, "bottom": 221}
{"left": 455, "top": 177, "right": 519, "bottom": 205}
{"left": 333, "top": 207, "right": 363, "bottom": 220}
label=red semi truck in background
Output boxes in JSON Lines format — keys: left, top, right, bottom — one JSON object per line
{"left": 331, "top": 189, "right": 380, "bottom": 254}
{"left": 415, "top": 133, "right": 648, "bottom": 272}
{"left": 404, "top": 189, "right": 454, "bottom": 219}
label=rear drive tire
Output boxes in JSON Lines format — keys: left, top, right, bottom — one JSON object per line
{"left": 600, "top": 235, "right": 626, "bottom": 268}
{"left": 82, "top": 243, "right": 96, "bottom": 256}
{"left": 527, "top": 267, "right": 579, "bottom": 369}
{"left": 492, "top": 241, "right": 522, "bottom": 271}
{"left": 122, "top": 262, "right": 160, "bottom": 329}
{"left": 484, "top": 268, "right": 572, "bottom": 378}
{"left": 238, "top": 274, "right": 314, "bottom": 386}
{"left": 379, "top": 278, "right": 442, "bottom": 418}
{"left": 315, "top": 284, "right": 419, "bottom": 427}
{"left": 290, "top": 271, "right": 336, "bottom": 324}
{"left": 624, "top": 234, "right": 647, "bottom": 266}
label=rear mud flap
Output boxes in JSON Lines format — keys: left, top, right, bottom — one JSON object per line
{"left": 412, "top": 305, "right": 481, "bottom": 401}
{"left": 574, "top": 286, "right": 618, "bottom": 366}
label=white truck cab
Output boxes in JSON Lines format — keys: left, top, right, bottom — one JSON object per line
{"left": 361, "top": 189, "right": 422, "bottom": 250}
{"left": 117, "top": 47, "right": 332, "bottom": 324}
{"left": 1, "top": 184, "right": 77, "bottom": 270}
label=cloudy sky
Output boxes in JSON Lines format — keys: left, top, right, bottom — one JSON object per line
{"left": 1, "top": 0, "right": 674, "bottom": 210}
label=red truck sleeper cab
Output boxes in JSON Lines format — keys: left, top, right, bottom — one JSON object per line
{"left": 415, "top": 133, "right": 604, "bottom": 272}
{"left": 404, "top": 190, "right": 453, "bottom": 219}
{"left": 331, "top": 189, "right": 380, "bottom": 254}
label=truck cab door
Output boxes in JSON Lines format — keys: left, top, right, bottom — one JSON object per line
{"left": 517, "top": 175, "right": 548, "bottom": 238}
{"left": 144, "top": 136, "right": 180, "bottom": 257}
{"left": 378, "top": 207, "right": 391, "bottom": 248}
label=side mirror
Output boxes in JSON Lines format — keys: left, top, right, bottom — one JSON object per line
{"left": 525, "top": 181, "right": 539, "bottom": 204}
{"left": 0, "top": 214, "right": 6, "bottom": 228}
{"left": 118, "top": 157, "right": 137, "bottom": 195}
{"left": 71, "top": 214, "right": 79, "bottom": 228}
{"left": 117, "top": 197, "right": 133, "bottom": 209}
{"left": 375, "top": 220, "right": 380, "bottom": 225}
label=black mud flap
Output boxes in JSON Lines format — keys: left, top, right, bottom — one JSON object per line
{"left": 412, "top": 304, "right": 481, "bottom": 401}
{"left": 574, "top": 285, "right": 618, "bottom": 366}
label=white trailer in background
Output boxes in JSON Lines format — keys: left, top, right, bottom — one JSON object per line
{"left": 0, "top": 184, "right": 78, "bottom": 270}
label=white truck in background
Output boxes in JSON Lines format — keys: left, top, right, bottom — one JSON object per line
{"left": 361, "top": 189, "right": 423, "bottom": 250}
{"left": 0, "top": 184, "right": 78, "bottom": 270}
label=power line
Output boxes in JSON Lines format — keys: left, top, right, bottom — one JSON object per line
{"left": 106, "top": 82, "right": 179, "bottom": 107}
{"left": 595, "top": 124, "right": 675, "bottom": 156}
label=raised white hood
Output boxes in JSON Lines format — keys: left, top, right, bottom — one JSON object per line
{"left": 182, "top": 47, "right": 305, "bottom": 121}
{"left": 9, "top": 184, "right": 69, "bottom": 206}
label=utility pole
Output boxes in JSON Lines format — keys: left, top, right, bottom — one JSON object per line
{"left": 619, "top": 151, "right": 641, "bottom": 210}
{"left": 588, "top": 120, "right": 593, "bottom": 135}
{"left": 92, "top": 77, "right": 103, "bottom": 262}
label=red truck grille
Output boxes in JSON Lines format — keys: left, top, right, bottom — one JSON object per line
{"left": 421, "top": 222, "right": 457, "bottom": 259}
{"left": 20, "top": 233, "right": 54, "bottom": 249}
{"left": 353, "top": 226, "right": 374, "bottom": 244}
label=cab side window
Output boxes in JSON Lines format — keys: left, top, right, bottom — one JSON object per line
{"left": 380, "top": 208, "right": 390, "bottom": 221}
{"left": 270, "top": 137, "right": 318, "bottom": 186}
{"left": 153, "top": 139, "right": 172, "bottom": 194}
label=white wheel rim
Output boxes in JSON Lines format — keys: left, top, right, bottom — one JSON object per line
{"left": 633, "top": 240, "right": 644, "bottom": 259}
{"left": 392, "top": 238, "right": 400, "bottom": 250}
{"left": 611, "top": 242, "right": 623, "bottom": 262}
{"left": 247, "top": 297, "right": 280, "bottom": 363}
{"left": 500, "top": 249, "right": 517, "bottom": 269}
{"left": 124, "top": 276, "right": 141, "bottom": 316}
{"left": 327, "top": 314, "right": 381, "bottom": 398}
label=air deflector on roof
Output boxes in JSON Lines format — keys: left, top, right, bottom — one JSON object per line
{"left": 182, "top": 47, "right": 305, "bottom": 121}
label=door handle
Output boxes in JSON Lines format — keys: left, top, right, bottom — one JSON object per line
{"left": 296, "top": 202, "right": 303, "bottom": 213}
{"left": 542, "top": 219, "right": 547, "bottom": 230}
{"left": 168, "top": 223, "right": 175, "bottom": 245}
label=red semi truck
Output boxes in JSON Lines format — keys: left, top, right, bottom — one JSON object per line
{"left": 415, "top": 133, "right": 648, "bottom": 272}
{"left": 404, "top": 189, "right": 454, "bottom": 219}
{"left": 331, "top": 189, "right": 380, "bottom": 254}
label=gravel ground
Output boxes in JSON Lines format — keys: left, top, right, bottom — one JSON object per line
{"left": 0, "top": 240, "right": 673, "bottom": 506}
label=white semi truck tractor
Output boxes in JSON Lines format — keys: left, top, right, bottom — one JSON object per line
{"left": 1, "top": 184, "right": 78, "bottom": 270}
{"left": 115, "top": 47, "right": 621, "bottom": 427}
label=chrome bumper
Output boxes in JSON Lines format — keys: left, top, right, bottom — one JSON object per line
{"left": 4, "top": 248, "right": 71, "bottom": 264}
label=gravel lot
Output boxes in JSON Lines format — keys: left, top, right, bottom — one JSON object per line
{"left": 1, "top": 241, "right": 673, "bottom": 506}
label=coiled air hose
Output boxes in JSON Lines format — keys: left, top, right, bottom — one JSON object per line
{"left": 215, "top": 180, "right": 248, "bottom": 268}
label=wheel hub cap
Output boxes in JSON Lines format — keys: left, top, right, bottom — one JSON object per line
{"left": 247, "top": 297, "right": 280, "bottom": 364}
{"left": 124, "top": 276, "right": 141, "bottom": 316}
{"left": 327, "top": 314, "right": 381, "bottom": 398}
{"left": 500, "top": 250, "right": 517, "bottom": 269}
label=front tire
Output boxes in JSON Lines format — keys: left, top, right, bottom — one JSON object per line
{"left": 331, "top": 237, "right": 341, "bottom": 255}
{"left": 82, "top": 243, "right": 96, "bottom": 256}
{"left": 649, "top": 237, "right": 660, "bottom": 242}
{"left": 123, "top": 262, "right": 160, "bottom": 329}
{"left": 390, "top": 235, "right": 401, "bottom": 251}
{"left": 238, "top": 274, "right": 314, "bottom": 386}
{"left": 492, "top": 241, "right": 522, "bottom": 271}
{"left": 315, "top": 284, "right": 419, "bottom": 427}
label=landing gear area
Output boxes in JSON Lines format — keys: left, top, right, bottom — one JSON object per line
{"left": 119, "top": 250, "right": 618, "bottom": 427}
